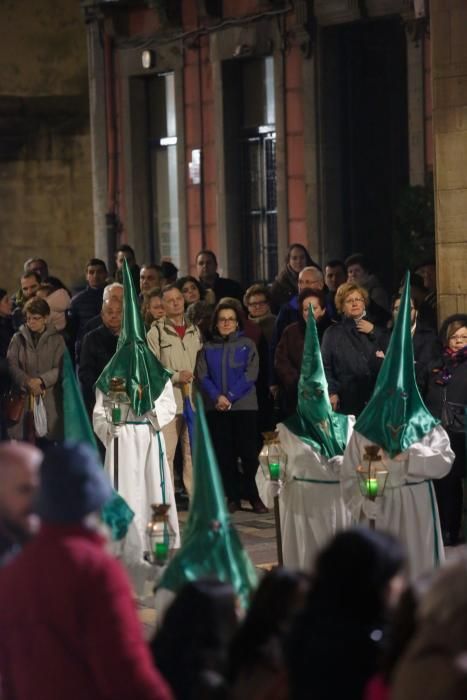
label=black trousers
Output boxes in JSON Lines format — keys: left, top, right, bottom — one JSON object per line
{"left": 206, "top": 410, "right": 260, "bottom": 503}
{"left": 434, "top": 431, "right": 466, "bottom": 542}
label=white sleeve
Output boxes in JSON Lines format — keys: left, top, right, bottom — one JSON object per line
{"left": 405, "top": 425, "right": 455, "bottom": 479}
{"left": 93, "top": 389, "right": 110, "bottom": 446}
{"left": 151, "top": 380, "right": 177, "bottom": 430}
{"left": 341, "top": 432, "right": 365, "bottom": 520}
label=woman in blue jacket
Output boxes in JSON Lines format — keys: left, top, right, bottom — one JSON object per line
{"left": 196, "top": 301, "right": 267, "bottom": 514}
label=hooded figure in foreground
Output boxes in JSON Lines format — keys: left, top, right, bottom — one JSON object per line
{"left": 256, "top": 309, "right": 354, "bottom": 570}
{"left": 155, "top": 394, "right": 258, "bottom": 618}
{"left": 341, "top": 273, "right": 454, "bottom": 578}
{"left": 93, "top": 260, "right": 179, "bottom": 595}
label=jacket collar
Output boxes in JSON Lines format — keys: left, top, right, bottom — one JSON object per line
{"left": 19, "top": 321, "right": 57, "bottom": 344}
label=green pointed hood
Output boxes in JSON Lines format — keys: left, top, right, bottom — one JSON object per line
{"left": 62, "top": 348, "right": 134, "bottom": 539}
{"left": 283, "top": 310, "right": 349, "bottom": 457}
{"left": 95, "top": 258, "right": 171, "bottom": 415}
{"left": 158, "top": 394, "right": 258, "bottom": 609}
{"left": 355, "top": 272, "right": 439, "bottom": 457}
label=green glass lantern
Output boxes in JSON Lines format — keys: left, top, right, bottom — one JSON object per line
{"left": 356, "top": 445, "right": 389, "bottom": 529}
{"left": 145, "top": 503, "right": 176, "bottom": 566}
{"left": 103, "top": 377, "right": 131, "bottom": 426}
{"left": 259, "top": 431, "right": 287, "bottom": 482}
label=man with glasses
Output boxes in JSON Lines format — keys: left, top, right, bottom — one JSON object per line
{"left": 269, "top": 267, "right": 328, "bottom": 407}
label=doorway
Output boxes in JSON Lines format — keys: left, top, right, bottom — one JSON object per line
{"left": 322, "top": 17, "right": 409, "bottom": 289}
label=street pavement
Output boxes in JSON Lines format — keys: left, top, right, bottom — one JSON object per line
{"left": 138, "top": 501, "right": 278, "bottom": 638}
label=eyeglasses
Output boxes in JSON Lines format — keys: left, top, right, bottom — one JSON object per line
{"left": 450, "top": 335, "right": 467, "bottom": 342}
{"left": 248, "top": 300, "right": 267, "bottom": 308}
{"left": 344, "top": 297, "right": 365, "bottom": 304}
{"left": 218, "top": 317, "right": 237, "bottom": 324}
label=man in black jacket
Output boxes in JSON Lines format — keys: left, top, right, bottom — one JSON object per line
{"left": 69, "top": 258, "right": 108, "bottom": 362}
{"left": 78, "top": 298, "right": 122, "bottom": 417}
{"left": 195, "top": 249, "right": 244, "bottom": 303}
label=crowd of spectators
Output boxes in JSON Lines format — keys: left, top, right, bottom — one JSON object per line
{"left": 1, "top": 246, "right": 465, "bottom": 537}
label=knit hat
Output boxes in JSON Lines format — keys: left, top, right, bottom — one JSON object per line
{"left": 38, "top": 442, "right": 112, "bottom": 523}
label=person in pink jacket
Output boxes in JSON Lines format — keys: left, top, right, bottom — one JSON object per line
{"left": 0, "top": 442, "right": 173, "bottom": 700}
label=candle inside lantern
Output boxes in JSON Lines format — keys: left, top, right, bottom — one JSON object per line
{"left": 154, "top": 541, "right": 169, "bottom": 563}
{"left": 366, "top": 478, "right": 378, "bottom": 499}
{"left": 268, "top": 462, "right": 280, "bottom": 481}
{"left": 112, "top": 406, "right": 122, "bottom": 424}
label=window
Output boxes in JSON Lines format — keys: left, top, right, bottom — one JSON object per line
{"left": 145, "top": 72, "right": 180, "bottom": 266}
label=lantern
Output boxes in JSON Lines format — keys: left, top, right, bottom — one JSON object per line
{"left": 356, "top": 445, "right": 389, "bottom": 529}
{"left": 145, "top": 503, "right": 177, "bottom": 566}
{"left": 103, "top": 377, "right": 132, "bottom": 426}
{"left": 259, "top": 431, "right": 287, "bottom": 482}
{"left": 259, "top": 431, "right": 287, "bottom": 565}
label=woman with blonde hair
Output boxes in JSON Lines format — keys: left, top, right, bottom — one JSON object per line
{"left": 321, "top": 281, "right": 385, "bottom": 416}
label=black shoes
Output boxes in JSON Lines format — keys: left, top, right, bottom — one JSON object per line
{"left": 250, "top": 499, "right": 268, "bottom": 514}
{"left": 227, "top": 499, "right": 269, "bottom": 514}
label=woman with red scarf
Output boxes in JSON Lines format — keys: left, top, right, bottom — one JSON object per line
{"left": 425, "top": 314, "right": 467, "bottom": 546}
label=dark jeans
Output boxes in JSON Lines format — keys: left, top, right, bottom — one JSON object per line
{"left": 206, "top": 410, "right": 260, "bottom": 503}
{"left": 434, "top": 431, "right": 466, "bottom": 542}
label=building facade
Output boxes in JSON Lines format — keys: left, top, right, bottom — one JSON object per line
{"left": 0, "top": 0, "right": 94, "bottom": 295}
{"left": 82, "top": 0, "right": 466, "bottom": 317}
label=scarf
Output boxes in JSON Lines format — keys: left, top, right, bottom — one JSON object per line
{"left": 434, "top": 346, "right": 467, "bottom": 386}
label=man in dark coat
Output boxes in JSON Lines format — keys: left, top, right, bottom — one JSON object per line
{"left": 196, "top": 249, "right": 244, "bottom": 303}
{"left": 115, "top": 244, "right": 141, "bottom": 292}
{"left": 68, "top": 258, "right": 108, "bottom": 361}
{"left": 79, "top": 298, "right": 122, "bottom": 417}
{"left": 381, "top": 294, "right": 441, "bottom": 392}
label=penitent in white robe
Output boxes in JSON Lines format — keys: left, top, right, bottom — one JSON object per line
{"left": 256, "top": 420, "right": 354, "bottom": 571}
{"left": 93, "top": 382, "right": 180, "bottom": 595}
{"left": 341, "top": 425, "right": 455, "bottom": 578}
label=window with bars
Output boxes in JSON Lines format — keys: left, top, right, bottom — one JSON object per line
{"left": 223, "top": 54, "right": 278, "bottom": 283}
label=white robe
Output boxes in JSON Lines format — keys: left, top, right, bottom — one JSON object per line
{"left": 341, "top": 426, "right": 455, "bottom": 578}
{"left": 256, "top": 420, "right": 354, "bottom": 571}
{"left": 93, "top": 383, "right": 180, "bottom": 594}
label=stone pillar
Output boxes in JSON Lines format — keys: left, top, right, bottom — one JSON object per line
{"left": 86, "top": 19, "right": 109, "bottom": 265}
{"left": 430, "top": 0, "right": 467, "bottom": 319}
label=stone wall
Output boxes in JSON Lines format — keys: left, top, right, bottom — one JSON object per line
{"left": 430, "top": 0, "right": 467, "bottom": 319}
{"left": 0, "top": 0, "right": 93, "bottom": 295}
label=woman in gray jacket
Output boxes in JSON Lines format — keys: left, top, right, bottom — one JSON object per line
{"left": 7, "top": 297, "right": 65, "bottom": 445}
